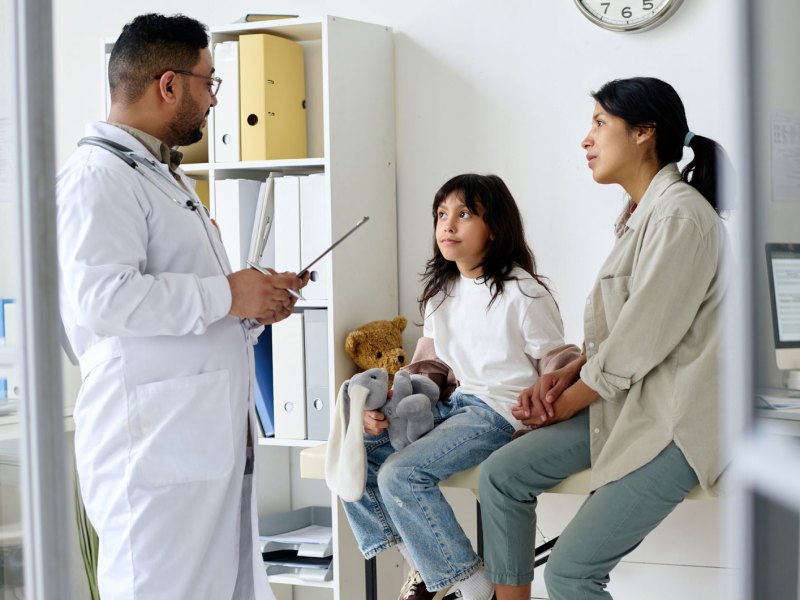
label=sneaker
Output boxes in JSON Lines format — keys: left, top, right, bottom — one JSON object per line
{"left": 443, "top": 589, "right": 497, "bottom": 600}
{"left": 398, "top": 570, "right": 450, "bottom": 600}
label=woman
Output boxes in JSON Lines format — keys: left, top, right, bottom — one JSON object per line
{"left": 478, "top": 77, "right": 728, "bottom": 600}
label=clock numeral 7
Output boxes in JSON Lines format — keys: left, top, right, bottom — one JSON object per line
{"left": 643, "top": 0, "right": 654, "bottom": 9}
{"left": 600, "top": 2, "right": 610, "bottom": 14}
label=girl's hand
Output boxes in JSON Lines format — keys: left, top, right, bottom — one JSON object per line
{"left": 539, "top": 356, "right": 586, "bottom": 418}
{"left": 512, "top": 355, "right": 588, "bottom": 428}
{"left": 512, "top": 383, "right": 549, "bottom": 427}
{"left": 363, "top": 410, "right": 389, "bottom": 436}
{"left": 532, "top": 379, "right": 600, "bottom": 430}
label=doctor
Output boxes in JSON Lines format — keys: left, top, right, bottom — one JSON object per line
{"left": 56, "top": 13, "right": 306, "bottom": 600}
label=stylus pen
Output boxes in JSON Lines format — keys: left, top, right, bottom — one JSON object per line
{"left": 246, "top": 260, "right": 305, "bottom": 301}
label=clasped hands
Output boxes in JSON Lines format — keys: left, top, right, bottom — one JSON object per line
{"left": 511, "top": 355, "right": 598, "bottom": 430}
{"left": 227, "top": 268, "right": 309, "bottom": 324}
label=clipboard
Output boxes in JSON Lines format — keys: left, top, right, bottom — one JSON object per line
{"left": 299, "top": 216, "right": 369, "bottom": 277}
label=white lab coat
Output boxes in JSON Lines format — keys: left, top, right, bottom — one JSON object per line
{"left": 57, "top": 122, "right": 274, "bottom": 600}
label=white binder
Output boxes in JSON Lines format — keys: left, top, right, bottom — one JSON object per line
{"left": 299, "top": 174, "right": 331, "bottom": 301}
{"left": 213, "top": 41, "right": 241, "bottom": 163}
{"left": 248, "top": 174, "right": 276, "bottom": 267}
{"left": 303, "top": 309, "right": 329, "bottom": 441}
{"left": 214, "top": 179, "right": 262, "bottom": 271}
{"left": 272, "top": 313, "right": 307, "bottom": 439}
{"left": 273, "top": 175, "right": 301, "bottom": 272}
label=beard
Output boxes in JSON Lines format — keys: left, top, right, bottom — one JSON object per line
{"left": 168, "top": 85, "right": 207, "bottom": 147}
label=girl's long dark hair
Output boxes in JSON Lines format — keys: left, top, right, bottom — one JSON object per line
{"left": 419, "top": 174, "right": 550, "bottom": 316}
{"left": 592, "top": 77, "right": 727, "bottom": 213}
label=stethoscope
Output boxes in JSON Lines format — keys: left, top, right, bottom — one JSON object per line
{"left": 78, "top": 136, "right": 203, "bottom": 212}
{"left": 77, "top": 135, "right": 230, "bottom": 275}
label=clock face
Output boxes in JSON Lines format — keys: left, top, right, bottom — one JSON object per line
{"left": 574, "top": 0, "right": 684, "bottom": 32}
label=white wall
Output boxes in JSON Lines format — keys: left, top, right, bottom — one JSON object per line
{"left": 52, "top": 2, "right": 743, "bottom": 598}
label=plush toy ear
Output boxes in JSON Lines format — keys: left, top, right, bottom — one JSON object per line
{"left": 345, "top": 330, "right": 366, "bottom": 359}
{"left": 392, "top": 316, "right": 407, "bottom": 335}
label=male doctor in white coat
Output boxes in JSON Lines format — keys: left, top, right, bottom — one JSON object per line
{"left": 56, "top": 13, "right": 306, "bottom": 600}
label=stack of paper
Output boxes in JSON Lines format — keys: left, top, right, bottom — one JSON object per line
{"left": 756, "top": 387, "right": 800, "bottom": 410}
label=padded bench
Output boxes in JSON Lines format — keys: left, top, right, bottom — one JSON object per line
{"left": 299, "top": 442, "right": 715, "bottom": 498}
{"left": 299, "top": 443, "right": 715, "bottom": 599}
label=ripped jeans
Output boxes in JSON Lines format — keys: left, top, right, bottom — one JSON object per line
{"left": 341, "top": 391, "right": 515, "bottom": 591}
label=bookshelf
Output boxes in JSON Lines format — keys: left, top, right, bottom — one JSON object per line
{"left": 104, "top": 15, "right": 398, "bottom": 600}
{"left": 212, "top": 16, "right": 397, "bottom": 600}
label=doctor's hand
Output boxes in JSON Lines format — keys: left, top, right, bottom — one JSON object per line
{"left": 227, "top": 269, "right": 306, "bottom": 322}
{"left": 253, "top": 270, "right": 311, "bottom": 325}
{"left": 363, "top": 409, "right": 389, "bottom": 436}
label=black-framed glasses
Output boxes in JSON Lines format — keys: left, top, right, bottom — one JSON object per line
{"left": 153, "top": 69, "right": 222, "bottom": 97}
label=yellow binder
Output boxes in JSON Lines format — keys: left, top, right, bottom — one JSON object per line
{"left": 239, "top": 33, "right": 308, "bottom": 161}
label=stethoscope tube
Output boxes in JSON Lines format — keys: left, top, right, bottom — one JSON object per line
{"left": 77, "top": 135, "right": 231, "bottom": 276}
{"left": 79, "top": 136, "right": 201, "bottom": 211}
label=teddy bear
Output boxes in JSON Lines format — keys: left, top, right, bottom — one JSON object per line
{"left": 345, "top": 316, "right": 408, "bottom": 384}
{"left": 325, "top": 367, "right": 440, "bottom": 501}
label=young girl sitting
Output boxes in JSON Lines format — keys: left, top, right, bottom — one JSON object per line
{"left": 342, "top": 173, "right": 567, "bottom": 600}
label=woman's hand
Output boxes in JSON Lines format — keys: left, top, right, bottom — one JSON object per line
{"left": 363, "top": 410, "right": 389, "bottom": 436}
{"left": 518, "top": 379, "right": 600, "bottom": 430}
{"left": 512, "top": 355, "right": 586, "bottom": 426}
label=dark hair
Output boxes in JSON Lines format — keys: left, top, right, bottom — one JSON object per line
{"left": 419, "top": 174, "right": 551, "bottom": 316}
{"left": 109, "top": 13, "right": 209, "bottom": 104}
{"left": 592, "top": 77, "right": 727, "bottom": 213}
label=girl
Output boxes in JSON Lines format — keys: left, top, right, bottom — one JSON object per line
{"left": 479, "top": 77, "right": 728, "bottom": 600}
{"left": 343, "top": 173, "right": 567, "bottom": 600}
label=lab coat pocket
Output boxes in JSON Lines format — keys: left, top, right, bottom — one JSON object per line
{"left": 599, "top": 275, "right": 631, "bottom": 332}
{"left": 132, "top": 369, "right": 234, "bottom": 487}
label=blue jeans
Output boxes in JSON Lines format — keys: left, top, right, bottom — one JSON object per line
{"left": 342, "top": 391, "right": 515, "bottom": 591}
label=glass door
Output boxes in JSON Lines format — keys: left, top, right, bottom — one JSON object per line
{"left": 1, "top": 0, "right": 73, "bottom": 597}
{"left": 731, "top": 1, "right": 800, "bottom": 599}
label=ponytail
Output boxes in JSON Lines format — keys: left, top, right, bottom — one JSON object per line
{"left": 681, "top": 134, "right": 724, "bottom": 214}
{"left": 681, "top": 132, "right": 731, "bottom": 214}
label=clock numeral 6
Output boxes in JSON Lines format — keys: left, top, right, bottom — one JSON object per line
{"left": 621, "top": 6, "right": 632, "bottom": 18}
{"left": 643, "top": 0, "right": 654, "bottom": 9}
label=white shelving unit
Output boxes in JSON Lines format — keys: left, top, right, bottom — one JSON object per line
{"left": 102, "top": 15, "right": 398, "bottom": 598}
{"left": 214, "top": 17, "right": 397, "bottom": 599}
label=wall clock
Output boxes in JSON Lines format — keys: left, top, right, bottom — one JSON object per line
{"left": 574, "top": 0, "right": 684, "bottom": 32}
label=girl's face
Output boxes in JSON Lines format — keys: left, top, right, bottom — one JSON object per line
{"left": 436, "top": 192, "right": 493, "bottom": 277}
{"left": 581, "top": 101, "right": 639, "bottom": 186}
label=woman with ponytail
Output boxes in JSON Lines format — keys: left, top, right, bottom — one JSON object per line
{"left": 479, "top": 77, "right": 728, "bottom": 600}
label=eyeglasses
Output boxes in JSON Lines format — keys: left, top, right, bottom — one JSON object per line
{"left": 153, "top": 69, "right": 222, "bottom": 97}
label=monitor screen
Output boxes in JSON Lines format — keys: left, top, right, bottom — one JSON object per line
{"left": 766, "top": 244, "right": 800, "bottom": 377}
{"left": 766, "top": 243, "right": 800, "bottom": 348}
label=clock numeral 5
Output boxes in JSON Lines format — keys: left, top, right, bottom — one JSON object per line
{"left": 643, "top": 0, "right": 654, "bottom": 9}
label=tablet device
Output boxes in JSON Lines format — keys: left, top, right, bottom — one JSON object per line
{"left": 299, "top": 216, "right": 369, "bottom": 277}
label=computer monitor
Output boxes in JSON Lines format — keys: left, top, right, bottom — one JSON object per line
{"left": 765, "top": 243, "right": 800, "bottom": 387}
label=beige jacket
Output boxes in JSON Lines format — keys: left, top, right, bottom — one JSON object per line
{"left": 580, "top": 163, "right": 727, "bottom": 493}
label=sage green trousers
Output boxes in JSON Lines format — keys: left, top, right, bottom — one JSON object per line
{"left": 479, "top": 409, "right": 699, "bottom": 599}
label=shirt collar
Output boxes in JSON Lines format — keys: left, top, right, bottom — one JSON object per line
{"left": 614, "top": 163, "right": 682, "bottom": 237}
{"left": 110, "top": 123, "right": 184, "bottom": 173}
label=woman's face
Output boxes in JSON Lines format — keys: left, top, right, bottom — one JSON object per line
{"left": 581, "top": 102, "right": 638, "bottom": 186}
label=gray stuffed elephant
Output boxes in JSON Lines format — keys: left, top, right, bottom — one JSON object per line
{"left": 325, "top": 367, "right": 440, "bottom": 501}
{"left": 358, "top": 368, "right": 440, "bottom": 450}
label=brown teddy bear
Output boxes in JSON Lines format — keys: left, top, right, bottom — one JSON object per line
{"left": 344, "top": 316, "right": 408, "bottom": 383}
